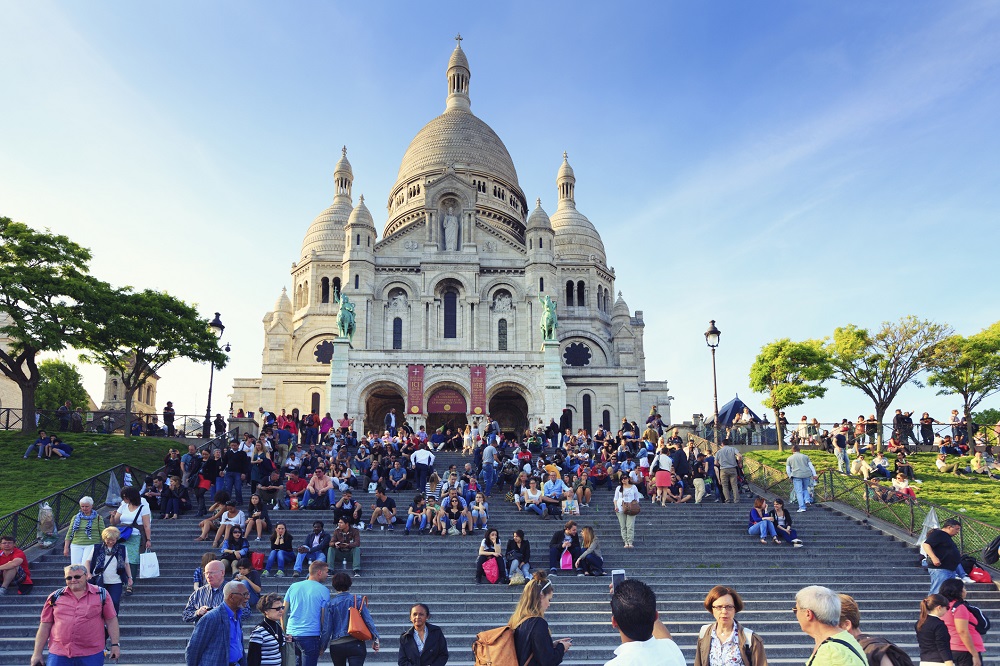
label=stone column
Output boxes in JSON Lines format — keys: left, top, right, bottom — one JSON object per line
{"left": 328, "top": 337, "right": 352, "bottom": 418}
{"left": 541, "top": 341, "right": 566, "bottom": 420}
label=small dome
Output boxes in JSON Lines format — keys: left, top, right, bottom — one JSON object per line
{"left": 557, "top": 152, "right": 575, "bottom": 181}
{"left": 347, "top": 195, "right": 376, "bottom": 230}
{"left": 448, "top": 41, "right": 470, "bottom": 72}
{"left": 526, "top": 198, "right": 552, "bottom": 232}
{"left": 612, "top": 292, "right": 630, "bottom": 319}
{"left": 334, "top": 146, "right": 353, "bottom": 179}
{"left": 274, "top": 287, "right": 292, "bottom": 314}
{"left": 551, "top": 207, "right": 606, "bottom": 264}
{"left": 300, "top": 199, "right": 351, "bottom": 259}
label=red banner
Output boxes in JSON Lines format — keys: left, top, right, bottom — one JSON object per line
{"left": 407, "top": 365, "right": 424, "bottom": 415}
{"left": 427, "top": 388, "right": 467, "bottom": 414}
{"left": 470, "top": 365, "right": 487, "bottom": 416}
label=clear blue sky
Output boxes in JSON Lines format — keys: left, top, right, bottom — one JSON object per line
{"left": 2, "top": 1, "right": 998, "bottom": 424}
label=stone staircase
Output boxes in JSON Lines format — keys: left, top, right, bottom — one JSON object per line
{"left": 4, "top": 451, "right": 1000, "bottom": 665}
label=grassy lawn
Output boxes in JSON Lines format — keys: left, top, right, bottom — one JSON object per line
{"left": 0, "top": 431, "right": 177, "bottom": 515}
{"left": 745, "top": 448, "right": 1000, "bottom": 528}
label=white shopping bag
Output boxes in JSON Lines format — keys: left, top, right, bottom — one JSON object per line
{"left": 139, "top": 551, "right": 160, "bottom": 579}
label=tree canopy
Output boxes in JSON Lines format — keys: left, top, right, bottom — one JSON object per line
{"left": 925, "top": 322, "right": 1000, "bottom": 444}
{"left": 79, "top": 286, "right": 229, "bottom": 420}
{"left": 0, "top": 217, "right": 103, "bottom": 431}
{"left": 826, "top": 316, "right": 951, "bottom": 449}
{"left": 749, "top": 338, "right": 833, "bottom": 451}
{"left": 35, "top": 359, "right": 91, "bottom": 413}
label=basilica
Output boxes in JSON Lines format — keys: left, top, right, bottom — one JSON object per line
{"left": 230, "top": 38, "right": 671, "bottom": 436}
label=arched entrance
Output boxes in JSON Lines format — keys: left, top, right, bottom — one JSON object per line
{"left": 488, "top": 389, "right": 529, "bottom": 437}
{"left": 363, "top": 384, "right": 405, "bottom": 436}
{"left": 425, "top": 387, "right": 468, "bottom": 435}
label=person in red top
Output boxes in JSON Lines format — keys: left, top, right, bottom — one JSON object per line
{"left": 284, "top": 471, "right": 308, "bottom": 509}
{"left": 0, "top": 534, "right": 31, "bottom": 595}
{"left": 31, "top": 564, "right": 120, "bottom": 664}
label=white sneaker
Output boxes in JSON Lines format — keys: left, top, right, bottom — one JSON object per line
{"left": 797, "top": 508, "right": 806, "bottom": 513}
{"left": 963, "top": 576, "right": 975, "bottom": 584}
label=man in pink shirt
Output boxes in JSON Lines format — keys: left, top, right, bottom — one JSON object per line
{"left": 31, "top": 564, "right": 120, "bottom": 665}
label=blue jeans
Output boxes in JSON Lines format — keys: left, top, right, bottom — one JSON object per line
{"left": 508, "top": 558, "right": 530, "bottom": 578}
{"left": 302, "top": 488, "right": 335, "bottom": 508}
{"left": 524, "top": 504, "right": 544, "bottom": 516}
{"left": 749, "top": 521, "right": 777, "bottom": 539}
{"left": 293, "top": 551, "right": 326, "bottom": 573}
{"left": 266, "top": 550, "right": 291, "bottom": 571}
{"left": 292, "top": 634, "right": 321, "bottom": 666}
{"left": 579, "top": 552, "right": 604, "bottom": 575}
{"left": 472, "top": 509, "right": 488, "bottom": 527}
{"left": 792, "top": 477, "right": 811, "bottom": 506}
{"left": 46, "top": 655, "right": 105, "bottom": 666}
{"left": 405, "top": 514, "right": 427, "bottom": 531}
{"left": 224, "top": 471, "right": 243, "bottom": 505}
{"left": 835, "top": 448, "right": 849, "bottom": 474}
{"left": 482, "top": 464, "right": 497, "bottom": 496}
{"left": 103, "top": 582, "right": 123, "bottom": 615}
{"left": 928, "top": 567, "right": 957, "bottom": 595}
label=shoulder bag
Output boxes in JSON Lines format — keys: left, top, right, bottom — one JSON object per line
{"left": 348, "top": 595, "right": 373, "bottom": 641}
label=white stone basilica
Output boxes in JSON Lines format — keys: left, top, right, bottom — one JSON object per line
{"left": 230, "top": 38, "right": 671, "bottom": 436}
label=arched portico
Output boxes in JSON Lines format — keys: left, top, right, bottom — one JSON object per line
{"left": 487, "top": 382, "right": 531, "bottom": 437}
{"left": 360, "top": 381, "right": 406, "bottom": 438}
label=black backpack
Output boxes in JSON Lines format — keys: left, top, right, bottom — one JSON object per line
{"left": 857, "top": 634, "right": 915, "bottom": 666}
{"left": 952, "top": 601, "right": 991, "bottom": 636}
{"left": 982, "top": 534, "right": 1000, "bottom": 565}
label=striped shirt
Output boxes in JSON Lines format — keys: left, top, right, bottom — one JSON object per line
{"left": 249, "top": 622, "right": 284, "bottom": 666}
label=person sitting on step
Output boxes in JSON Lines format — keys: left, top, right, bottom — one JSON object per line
{"left": 475, "top": 527, "right": 506, "bottom": 584}
{"left": 194, "top": 492, "right": 230, "bottom": 542}
{"left": 366, "top": 486, "right": 398, "bottom": 531}
{"left": 438, "top": 487, "right": 471, "bottom": 536}
{"left": 333, "top": 489, "right": 363, "bottom": 528}
{"left": 470, "top": 492, "right": 489, "bottom": 530}
{"left": 218, "top": 525, "right": 250, "bottom": 575}
{"left": 548, "top": 520, "right": 582, "bottom": 574}
{"left": 770, "top": 499, "right": 803, "bottom": 546}
{"left": 405, "top": 494, "right": 428, "bottom": 535}
{"left": 234, "top": 557, "right": 262, "bottom": 609}
{"left": 748, "top": 497, "right": 780, "bottom": 545}
{"left": 573, "top": 471, "right": 594, "bottom": 507}
{"left": 328, "top": 517, "right": 362, "bottom": 578}
{"left": 303, "top": 466, "right": 335, "bottom": 509}
{"left": 664, "top": 478, "right": 692, "bottom": 504}
{"left": 214, "top": 500, "right": 246, "bottom": 548}
{"left": 292, "top": 521, "right": 330, "bottom": 577}
{"left": 388, "top": 460, "right": 409, "bottom": 493}
{"left": 542, "top": 470, "right": 572, "bottom": 519}
{"left": 262, "top": 522, "right": 294, "bottom": 577}
{"left": 575, "top": 526, "right": 604, "bottom": 576}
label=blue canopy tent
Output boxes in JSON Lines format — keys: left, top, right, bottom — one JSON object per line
{"left": 704, "top": 395, "right": 764, "bottom": 427}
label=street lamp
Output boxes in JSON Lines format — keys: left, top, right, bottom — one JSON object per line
{"left": 704, "top": 320, "right": 721, "bottom": 446}
{"left": 203, "top": 313, "right": 227, "bottom": 439}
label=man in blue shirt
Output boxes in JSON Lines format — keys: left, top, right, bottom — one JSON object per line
{"left": 542, "top": 470, "right": 571, "bottom": 518}
{"left": 284, "top": 561, "right": 331, "bottom": 666}
{"left": 22, "top": 430, "right": 49, "bottom": 459}
{"left": 185, "top": 580, "right": 249, "bottom": 666}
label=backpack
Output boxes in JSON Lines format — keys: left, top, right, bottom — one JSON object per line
{"left": 952, "top": 600, "right": 991, "bottom": 636}
{"left": 982, "top": 534, "right": 1000, "bottom": 565}
{"left": 49, "top": 586, "right": 108, "bottom": 607}
{"left": 857, "top": 634, "right": 916, "bottom": 666}
{"left": 473, "top": 624, "right": 523, "bottom": 666}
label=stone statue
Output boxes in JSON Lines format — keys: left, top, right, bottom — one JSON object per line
{"left": 335, "top": 292, "right": 356, "bottom": 342}
{"left": 442, "top": 205, "right": 459, "bottom": 251}
{"left": 538, "top": 294, "right": 558, "bottom": 341}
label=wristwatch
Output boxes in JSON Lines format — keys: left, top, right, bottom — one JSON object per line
{"left": 111, "top": 643, "right": 120, "bottom": 647}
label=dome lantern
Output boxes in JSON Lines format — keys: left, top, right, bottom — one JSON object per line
{"left": 446, "top": 34, "right": 471, "bottom": 112}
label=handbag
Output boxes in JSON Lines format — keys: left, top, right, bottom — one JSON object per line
{"left": 560, "top": 549, "right": 573, "bottom": 570}
{"left": 623, "top": 499, "right": 641, "bottom": 516}
{"left": 139, "top": 551, "right": 160, "bottom": 579}
{"left": 117, "top": 510, "right": 141, "bottom": 542}
{"left": 508, "top": 571, "right": 526, "bottom": 585}
{"left": 197, "top": 475, "right": 212, "bottom": 490}
{"left": 251, "top": 552, "right": 266, "bottom": 571}
{"left": 483, "top": 557, "right": 500, "bottom": 583}
{"left": 348, "top": 595, "right": 373, "bottom": 641}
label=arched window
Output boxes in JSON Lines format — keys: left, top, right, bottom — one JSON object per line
{"left": 311, "top": 392, "right": 320, "bottom": 415}
{"left": 356, "top": 233, "right": 361, "bottom": 246}
{"left": 367, "top": 235, "right": 371, "bottom": 247}
{"left": 303, "top": 281, "right": 309, "bottom": 306}
{"left": 354, "top": 274, "right": 359, "bottom": 289}
{"left": 332, "top": 278, "right": 341, "bottom": 301}
{"left": 392, "top": 317, "right": 403, "bottom": 350}
{"left": 565, "top": 281, "right": 574, "bottom": 307}
{"left": 443, "top": 289, "right": 458, "bottom": 338}
{"left": 321, "top": 277, "right": 330, "bottom": 303}
{"left": 498, "top": 318, "right": 508, "bottom": 351}
{"left": 583, "top": 394, "right": 592, "bottom": 435}
{"left": 539, "top": 277, "right": 544, "bottom": 292}
{"left": 603, "top": 409, "right": 611, "bottom": 431}
{"left": 577, "top": 281, "right": 585, "bottom": 306}
{"left": 146, "top": 386, "right": 152, "bottom": 404}
{"left": 529, "top": 238, "right": 532, "bottom": 249}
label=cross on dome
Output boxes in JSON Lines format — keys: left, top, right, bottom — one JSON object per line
{"left": 455, "top": 33, "right": 463, "bottom": 45}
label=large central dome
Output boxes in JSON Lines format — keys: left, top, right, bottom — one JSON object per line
{"left": 393, "top": 109, "right": 519, "bottom": 188}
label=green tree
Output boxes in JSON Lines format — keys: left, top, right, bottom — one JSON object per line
{"left": 749, "top": 339, "right": 833, "bottom": 451}
{"left": 35, "top": 359, "right": 90, "bottom": 412}
{"left": 925, "top": 322, "right": 1000, "bottom": 448}
{"left": 826, "top": 316, "right": 951, "bottom": 452}
{"left": 0, "top": 218, "right": 103, "bottom": 432}
{"left": 79, "top": 287, "right": 228, "bottom": 424}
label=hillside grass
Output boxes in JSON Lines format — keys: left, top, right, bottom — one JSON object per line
{"left": 745, "top": 448, "right": 1000, "bottom": 527}
{"left": 0, "top": 431, "right": 176, "bottom": 515}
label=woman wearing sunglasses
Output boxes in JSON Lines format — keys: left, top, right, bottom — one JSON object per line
{"left": 248, "top": 592, "right": 286, "bottom": 666}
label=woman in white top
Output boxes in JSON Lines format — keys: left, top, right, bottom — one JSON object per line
{"left": 614, "top": 475, "right": 642, "bottom": 549}
{"left": 108, "top": 485, "right": 152, "bottom": 583}
{"left": 521, "top": 478, "right": 545, "bottom": 517}
{"left": 462, "top": 425, "right": 474, "bottom": 456}
{"left": 651, "top": 443, "right": 674, "bottom": 506}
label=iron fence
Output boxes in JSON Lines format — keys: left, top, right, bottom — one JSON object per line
{"left": 741, "top": 456, "right": 1000, "bottom": 561}
{"left": 0, "top": 428, "right": 238, "bottom": 550}
{"left": 0, "top": 407, "right": 223, "bottom": 438}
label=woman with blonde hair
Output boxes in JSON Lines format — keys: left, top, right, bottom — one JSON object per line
{"left": 575, "top": 526, "right": 604, "bottom": 576}
{"left": 508, "top": 571, "right": 571, "bottom": 666}
{"left": 463, "top": 424, "right": 474, "bottom": 456}
{"left": 694, "top": 585, "right": 767, "bottom": 666}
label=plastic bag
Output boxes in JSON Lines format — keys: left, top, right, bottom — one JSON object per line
{"left": 560, "top": 549, "right": 573, "bottom": 570}
{"left": 483, "top": 557, "right": 499, "bottom": 583}
{"left": 106, "top": 472, "right": 122, "bottom": 507}
{"left": 139, "top": 551, "right": 160, "bottom": 578}
{"left": 37, "top": 502, "right": 57, "bottom": 547}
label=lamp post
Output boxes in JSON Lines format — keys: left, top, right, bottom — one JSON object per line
{"left": 203, "top": 312, "right": 227, "bottom": 439}
{"left": 704, "top": 320, "right": 721, "bottom": 446}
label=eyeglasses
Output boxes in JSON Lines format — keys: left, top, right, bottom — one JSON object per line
{"left": 712, "top": 604, "right": 736, "bottom": 611}
{"left": 65, "top": 574, "right": 85, "bottom": 580}
{"left": 269, "top": 605, "right": 285, "bottom": 611}
{"left": 792, "top": 606, "right": 809, "bottom": 615}
{"left": 231, "top": 591, "right": 251, "bottom": 597}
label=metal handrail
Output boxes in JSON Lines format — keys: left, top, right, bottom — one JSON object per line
{"left": 0, "top": 407, "right": 226, "bottom": 436}
{"left": 696, "top": 419, "right": 998, "bottom": 448}
{"left": 741, "top": 456, "right": 1000, "bottom": 560}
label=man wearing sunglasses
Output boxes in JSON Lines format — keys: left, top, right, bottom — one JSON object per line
{"left": 31, "top": 564, "right": 120, "bottom": 665}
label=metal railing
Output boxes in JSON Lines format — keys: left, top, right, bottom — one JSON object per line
{"left": 0, "top": 428, "right": 239, "bottom": 550}
{"left": 0, "top": 407, "right": 225, "bottom": 437}
{"left": 742, "top": 456, "right": 1000, "bottom": 561}
{"left": 697, "top": 419, "right": 999, "bottom": 449}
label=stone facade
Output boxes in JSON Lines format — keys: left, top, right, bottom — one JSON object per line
{"left": 100, "top": 365, "right": 159, "bottom": 416}
{"left": 230, "top": 39, "right": 671, "bottom": 436}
